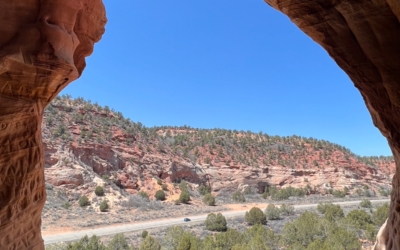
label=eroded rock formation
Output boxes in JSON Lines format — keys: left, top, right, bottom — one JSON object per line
{"left": 263, "top": 0, "right": 400, "bottom": 249}
{"left": 40, "top": 99, "right": 394, "bottom": 197}
{"left": 0, "top": 0, "right": 106, "bottom": 249}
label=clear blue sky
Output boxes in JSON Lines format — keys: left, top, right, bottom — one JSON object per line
{"left": 61, "top": 0, "right": 391, "bottom": 157}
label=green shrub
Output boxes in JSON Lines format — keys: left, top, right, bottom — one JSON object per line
{"left": 140, "top": 235, "right": 161, "bottom": 250}
{"left": 364, "top": 224, "right": 377, "bottom": 241}
{"left": 162, "top": 184, "right": 168, "bottom": 191}
{"left": 232, "top": 190, "right": 246, "bottom": 203}
{"left": 62, "top": 201, "right": 71, "bottom": 209}
{"left": 365, "top": 189, "right": 376, "bottom": 197}
{"left": 317, "top": 203, "right": 344, "bottom": 222}
{"left": 261, "top": 191, "right": 269, "bottom": 199}
{"left": 202, "top": 236, "right": 216, "bottom": 249}
{"left": 202, "top": 193, "right": 216, "bottom": 206}
{"left": 264, "top": 186, "right": 278, "bottom": 197}
{"left": 245, "top": 207, "right": 267, "bottom": 225}
{"left": 291, "top": 187, "right": 306, "bottom": 197}
{"left": 79, "top": 195, "right": 90, "bottom": 207}
{"left": 157, "top": 179, "right": 163, "bottom": 185}
{"left": 243, "top": 186, "right": 252, "bottom": 195}
{"left": 213, "top": 228, "right": 244, "bottom": 249}
{"left": 282, "top": 211, "right": 322, "bottom": 247}
{"left": 332, "top": 189, "right": 346, "bottom": 198}
{"left": 53, "top": 124, "right": 67, "bottom": 137}
{"left": 307, "top": 239, "right": 328, "bottom": 250}
{"left": 265, "top": 204, "right": 281, "bottom": 220}
{"left": 360, "top": 199, "right": 372, "bottom": 208}
{"left": 154, "top": 190, "right": 166, "bottom": 201}
{"left": 205, "top": 213, "right": 228, "bottom": 232}
{"left": 379, "top": 188, "right": 391, "bottom": 197}
{"left": 324, "top": 227, "right": 361, "bottom": 250}
{"left": 163, "top": 226, "right": 184, "bottom": 250}
{"left": 138, "top": 191, "right": 149, "bottom": 201}
{"left": 176, "top": 232, "right": 202, "bottom": 250}
{"left": 99, "top": 200, "right": 108, "bottom": 212}
{"left": 66, "top": 235, "right": 106, "bottom": 250}
{"left": 177, "top": 235, "right": 191, "bottom": 250}
{"left": 281, "top": 211, "right": 355, "bottom": 248}
{"left": 345, "top": 209, "right": 373, "bottom": 230}
{"left": 270, "top": 186, "right": 305, "bottom": 200}
{"left": 237, "top": 235, "right": 268, "bottom": 250}
{"left": 198, "top": 184, "right": 211, "bottom": 195}
{"left": 271, "top": 190, "right": 290, "bottom": 200}
{"left": 179, "top": 180, "right": 188, "bottom": 192}
{"left": 317, "top": 202, "right": 331, "bottom": 214}
{"left": 324, "top": 204, "right": 344, "bottom": 222}
{"left": 107, "top": 233, "right": 131, "bottom": 250}
{"left": 142, "top": 230, "right": 148, "bottom": 239}
{"left": 373, "top": 203, "right": 390, "bottom": 226}
{"left": 280, "top": 203, "right": 295, "bottom": 216}
{"left": 179, "top": 191, "right": 191, "bottom": 204}
{"left": 95, "top": 186, "right": 104, "bottom": 196}
{"left": 243, "top": 224, "right": 280, "bottom": 250}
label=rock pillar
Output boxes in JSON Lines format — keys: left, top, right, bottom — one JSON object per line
{"left": 264, "top": 0, "right": 400, "bottom": 249}
{"left": 0, "top": 0, "right": 106, "bottom": 249}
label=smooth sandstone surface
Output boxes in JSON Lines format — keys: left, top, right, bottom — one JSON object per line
{"left": 0, "top": 0, "right": 106, "bottom": 249}
{"left": 263, "top": 0, "right": 400, "bottom": 249}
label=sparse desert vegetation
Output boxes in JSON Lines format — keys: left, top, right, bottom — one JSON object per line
{"left": 43, "top": 95, "right": 394, "bottom": 201}
{"left": 45, "top": 202, "right": 389, "bottom": 249}
{"left": 41, "top": 96, "right": 393, "bottom": 249}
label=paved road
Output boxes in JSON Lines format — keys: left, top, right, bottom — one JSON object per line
{"left": 43, "top": 198, "right": 389, "bottom": 245}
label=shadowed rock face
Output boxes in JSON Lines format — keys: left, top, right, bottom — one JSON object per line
{"left": 0, "top": 0, "right": 106, "bottom": 249}
{"left": 263, "top": 0, "right": 400, "bottom": 249}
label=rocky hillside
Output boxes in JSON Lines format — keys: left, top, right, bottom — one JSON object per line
{"left": 42, "top": 95, "right": 394, "bottom": 200}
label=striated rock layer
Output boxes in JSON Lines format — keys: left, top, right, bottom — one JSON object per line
{"left": 40, "top": 98, "right": 395, "bottom": 198}
{"left": 0, "top": 0, "right": 106, "bottom": 249}
{"left": 263, "top": 0, "right": 400, "bottom": 249}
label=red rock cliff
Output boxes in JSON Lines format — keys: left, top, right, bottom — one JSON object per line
{"left": 264, "top": 0, "right": 400, "bottom": 249}
{"left": 0, "top": 0, "right": 106, "bottom": 249}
